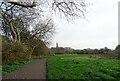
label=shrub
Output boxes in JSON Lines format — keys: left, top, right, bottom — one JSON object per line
{"left": 2, "top": 36, "right": 32, "bottom": 64}
{"left": 115, "top": 45, "right": 120, "bottom": 58}
{"left": 32, "top": 41, "right": 48, "bottom": 56}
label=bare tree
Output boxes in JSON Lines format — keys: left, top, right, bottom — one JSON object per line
{"left": 20, "top": 18, "right": 55, "bottom": 55}
{"left": 8, "top": 0, "right": 37, "bottom": 8}
{"left": 0, "top": 7, "right": 27, "bottom": 42}
{"left": 31, "top": 19, "right": 55, "bottom": 42}
{"left": 0, "top": 0, "right": 89, "bottom": 43}
{"left": 0, "top": 0, "right": 39, "bottom": 42}
{"left": 3, "top": 0, "right": 88, "bottom": 18}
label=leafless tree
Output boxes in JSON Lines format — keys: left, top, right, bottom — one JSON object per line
{"left": 31, "top": 18, "right": 55, "bottom": 44}
{"left": 3, "top": 0, "right": 88, "bottom": 18}
{"left": 0, "top": 0, "right": 39, "bottom": 42}
{"left": 0, "top": 0, "right": 89, "bottom": 43}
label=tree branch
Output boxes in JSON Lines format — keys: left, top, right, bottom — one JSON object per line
{"left": 8, "top": 2, "right": 36, "bottom": 8}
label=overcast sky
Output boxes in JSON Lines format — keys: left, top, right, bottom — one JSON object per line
{"left": 50, "top": 0, "right": 119, "bottom": 49}
{"left": 1, "top": 0, "right": 119, "bottom": 49}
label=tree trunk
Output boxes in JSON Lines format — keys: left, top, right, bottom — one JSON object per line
{"left": 9, "top": 22, "right": 18, "bottom": 42}
{"left": 16, "top": 29, "right": 21, "bottom": 42}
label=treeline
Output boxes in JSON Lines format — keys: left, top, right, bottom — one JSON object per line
{"left": 0, "top": 2, "right": 54, "bottom": 64}
{"left": 73, "top": 46, "right": 119, "bottom": 58}
{"left": 73, "top": 47, "right": 113, "bottom": 54}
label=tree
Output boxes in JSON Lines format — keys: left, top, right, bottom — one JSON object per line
{"left": 115, "top": 45, "right": 120, "bottom": 58}
{"left": 15, "top": 18, "right": 54, "bottom": 55}
{"left": 0, "top": 0, "right": 89, "bottom": 57}
{"left": 0, "top": 0, "right": 40, "bottom": 41}
{"left": 116, "top": 45, "right": 120, "bottom": 50}
{"left": 1, "top": 14, "right": 25, "bottom": 42}
{"left": 7, "top": 0, "right": 36, "bottom": 8}
{"left": 3, "top": 0, "right": 88, "bottom": 18}
{"left": 31, "top": 18, "right": 55, "bottom": 43}
{"left": 0, "top": 0, "right": 89, "bottom": 42}
{"left": 0, "top": 2, "right": 25, "bottom": 42}
{"left": 32, "top": 40, "right": 49, "bottom": 56}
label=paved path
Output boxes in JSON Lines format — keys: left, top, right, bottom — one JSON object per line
{"left": 2, "top": 59, "right": 46, "bottom": 80}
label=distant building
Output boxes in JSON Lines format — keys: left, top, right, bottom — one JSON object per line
{"left": 50, "top": 43, "right": 65, "bottom": 54}
{"left": 49, "top": 43, "right": 74, "bottom": 54}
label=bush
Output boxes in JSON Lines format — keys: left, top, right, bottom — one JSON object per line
{"left": 115, "top": 45, "right": 120, "bottom": 58}
{"left": 32, "top": 41, "right": 48, "bottom": 56}
{"left": 2, "top": 37, "right": 32, "bottom": 64}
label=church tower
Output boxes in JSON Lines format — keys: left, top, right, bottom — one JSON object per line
{"left": 56, "top": 42, "right": 58, "bottom": 48}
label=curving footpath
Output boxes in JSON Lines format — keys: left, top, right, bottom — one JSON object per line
{"left": 2, "top": 59, "right": 46, "bottom": 80}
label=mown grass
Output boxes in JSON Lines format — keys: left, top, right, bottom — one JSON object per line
{"left": 47, "top": 54, "right": 120, "bottom": 80}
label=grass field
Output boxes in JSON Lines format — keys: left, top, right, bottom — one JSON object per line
{"left": 47, "top": 54, "right": 120, "bottom": 80}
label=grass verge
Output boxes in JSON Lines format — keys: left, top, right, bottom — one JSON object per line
{"left": 2, "top": 55, "right": 47, "bottom": 76}
{"left": 2, "top": 58, "right": 34, "bottom": 75}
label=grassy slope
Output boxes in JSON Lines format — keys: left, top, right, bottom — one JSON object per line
{"left": 47, "top": 54, "right": 120, "bottom": 79}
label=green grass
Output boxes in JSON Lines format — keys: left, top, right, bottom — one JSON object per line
{"left": 0, "top": 66, "right": 2, "bottom": 75}
{"left": 47, "top": 54, "right": 120, "bottom": 80}
{"left": 2, "top": 55, "right": 47, "bottom": 75}
{"left": 2, "top": 55, "right": 49, "bottom": 76}
{"left": 2, "top": 58, "right": 35, "bottom": 75}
